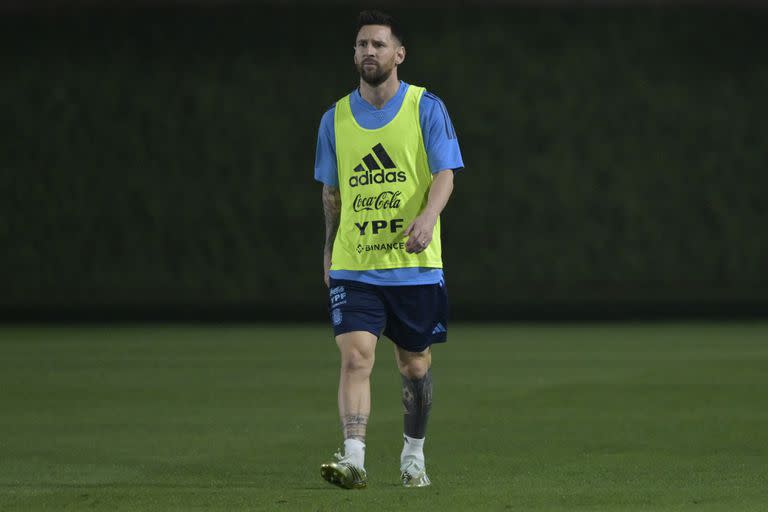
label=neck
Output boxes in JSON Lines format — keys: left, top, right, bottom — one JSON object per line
{"left": 359, "top": 72, "right": 400, "bottom": 109}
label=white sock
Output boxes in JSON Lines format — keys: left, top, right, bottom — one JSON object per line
{"left": 401, "top": 435, "right": 425, "bottom": 463}
{"left": 343, "top": 438, "right": 365, "bottom": 468}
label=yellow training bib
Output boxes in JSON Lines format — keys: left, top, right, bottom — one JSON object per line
{"left": 331, "top": 85, "right": 442, "bottom": 271}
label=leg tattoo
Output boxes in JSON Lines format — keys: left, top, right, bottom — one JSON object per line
{"left": 401, "top": 369, "right": 432, "bottom": 439}
{"left": 342, "top": 414, "right": 369, "bottom": 441}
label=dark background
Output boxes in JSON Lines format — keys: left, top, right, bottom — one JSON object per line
{"left": 2, "top": 1, "right": 767, "bottom": 321}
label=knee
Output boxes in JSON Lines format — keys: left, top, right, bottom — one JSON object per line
{"left": 399, "top": 358, "right": 430, "bottom": 380}
{"left": 341, "top": 347, "right": 374, "bottom": 376}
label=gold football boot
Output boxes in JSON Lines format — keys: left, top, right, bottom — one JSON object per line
{"left": 320, "top": 452, "right": 368, "bottom": 489}
{"left": 400, "top": 457, "right": 431, "bottom": 488}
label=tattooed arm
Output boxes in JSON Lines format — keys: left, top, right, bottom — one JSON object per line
{"left": 322, "top": 185, "right": 341, "bottom": 287}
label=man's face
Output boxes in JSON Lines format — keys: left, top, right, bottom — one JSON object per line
{"left": 354, "top": 25, "right": 404, "bottom": 86}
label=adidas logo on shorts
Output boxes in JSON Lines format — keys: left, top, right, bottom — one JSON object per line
{"left": 431, "top": 323, "right": 446, "bottom": 335}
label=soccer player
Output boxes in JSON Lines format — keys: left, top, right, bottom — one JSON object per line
{"left": 314, "top": 10, "right": 464, "bottom": 489}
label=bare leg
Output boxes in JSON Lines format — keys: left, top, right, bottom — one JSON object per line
{"left": 319, "top": 331, "right": 376, "bottom": 488}
{"left": 336, "top": 331, "right": 377, "bottom": 460}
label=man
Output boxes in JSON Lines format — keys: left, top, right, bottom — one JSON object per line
{"left": 314, "top": 10, "right": 464, "bottom": 489}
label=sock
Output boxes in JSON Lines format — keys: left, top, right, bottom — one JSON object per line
{"left": 401, "top": 434, "right": 425, "bottom": 463}
{"left": 343, "top": 438, "right": 365, "bottom": 468}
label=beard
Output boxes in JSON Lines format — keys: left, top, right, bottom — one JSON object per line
{"left": 356, "top": 60, "right": 394, "bottom": 87}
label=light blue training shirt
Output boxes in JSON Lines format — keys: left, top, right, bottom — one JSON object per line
{"left": 314, "top": 81, "right": 465, "bottom": 286}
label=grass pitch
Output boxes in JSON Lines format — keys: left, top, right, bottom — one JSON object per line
{"left": 1, "top": 323, "right": 766, "bottom": 511}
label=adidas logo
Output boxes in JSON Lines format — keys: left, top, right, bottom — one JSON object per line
{"left": 349, "top": 143, "right": 406, "bottom": 188}
{"left": 431, "top": 323, "right": 447, "bottom": 335}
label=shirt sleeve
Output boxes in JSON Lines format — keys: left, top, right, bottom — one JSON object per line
{"left": 419, "top": 91, "right": 465, "bottom": 174}
{"left": 314, "top": 105, "right": 339, "bottom": 186}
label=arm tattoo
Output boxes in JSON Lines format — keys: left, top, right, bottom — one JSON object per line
{"left": 322, "top": 185, "right": 341, "bottom": 254}
{"left": 342, "top": 414, "right": 369, "bottom": 441}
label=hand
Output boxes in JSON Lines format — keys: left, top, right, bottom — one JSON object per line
{"left": 323, "top": 251, "right": 332, "bottom": 288}
{"left": 403, "top": 210, "right": 438, "bottom": 254}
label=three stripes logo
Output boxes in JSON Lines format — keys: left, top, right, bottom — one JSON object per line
{"left": 431, "top": 323, "right": 447, "bottom": 335}
{"left": 349, "top": 143, "right": 407, "bottom": 188}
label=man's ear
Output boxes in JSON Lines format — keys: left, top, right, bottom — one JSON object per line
{"left": 396, "top": 46, "right": 406, "bottom": 65}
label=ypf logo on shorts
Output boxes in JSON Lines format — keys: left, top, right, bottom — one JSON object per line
{"left": 330, "top": 286, "right": 347, "bottom": 307}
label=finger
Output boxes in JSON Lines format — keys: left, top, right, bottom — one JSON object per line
{"left": 407, "top": 225, "right": 422, "bottom": 241}
{"left": 405, "top": 233, "right": 421, "bottom": 252}
{"left": 406, "top": 236, "right": 428, "bottom": 254}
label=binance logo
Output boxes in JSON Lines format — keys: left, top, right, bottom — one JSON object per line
{"left": 349, "top": 143, "right": 407, "bottom": 188}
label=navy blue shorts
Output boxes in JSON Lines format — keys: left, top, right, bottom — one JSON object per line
{"left": 328, "top": 278, "right": 449, "bottom": 353}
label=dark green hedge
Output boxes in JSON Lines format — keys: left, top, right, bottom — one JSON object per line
{"left": 2, "top": 7, "right": 767, "bottom": 318}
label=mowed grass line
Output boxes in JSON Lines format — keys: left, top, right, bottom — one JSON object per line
{"left": 0, "top": 323, "right": 766, "bottom": 511}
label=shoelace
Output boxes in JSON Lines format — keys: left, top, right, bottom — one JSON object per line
{"left": 333, "top": 450, "right": 349, "bottom": 463}
{"left": 401, "top": 460, "right": 425, "bottom": 477}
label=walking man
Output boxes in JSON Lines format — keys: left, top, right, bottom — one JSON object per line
{"left": 315, "top": 10, "right": 464, "bottom": 489}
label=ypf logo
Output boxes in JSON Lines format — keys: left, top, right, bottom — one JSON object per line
{"left": 355, "top": 218, "right": 404, "bottom": 236}
{"left": 349, "top": 143, "right": 407, "bottom": 188}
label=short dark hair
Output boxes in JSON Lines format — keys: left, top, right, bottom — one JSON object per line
{"left": 356, "top": 10, "right": 404, "bottom": 46}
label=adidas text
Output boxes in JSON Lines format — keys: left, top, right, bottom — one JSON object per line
{"left": 349, "top": 169, "right": 407, "bottom": 188}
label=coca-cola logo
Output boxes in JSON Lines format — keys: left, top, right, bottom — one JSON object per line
{"left": 352, "top": 191, "right": 402, "bottom": 212}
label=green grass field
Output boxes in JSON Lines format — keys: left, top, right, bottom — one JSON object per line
{"left": 1, "top": 323, "right": 766, "bottom": 511}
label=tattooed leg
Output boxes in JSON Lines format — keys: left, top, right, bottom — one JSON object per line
{"left": 334, "top": 331, "right": 376, "bottom": 468}
{"left": 402, "top": 369, "right": 433, "bottom": 439}
{"left": 395, "top": 346, "right": 433, "bottom": 440}
{"left": 342, "top": 414, "right": 369, "bottom": 442}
